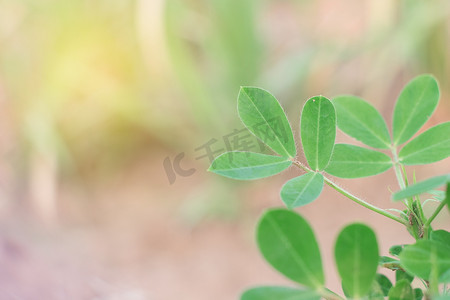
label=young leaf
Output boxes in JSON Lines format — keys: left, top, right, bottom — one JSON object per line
{"left": 257, "top": 209, "right": 324, "bottom": 288}
{"left": 241, "top": 286, "right": 320, "bottom": 300}
{"left": 375, "top": 274, "right": 393, "bottom": 296}
{"left": 393, "top": 74, "right": 439, "bottom": 145}
{"left": 333, "top": 95, "right": 391, "bottom": 149}
{"left": 367, "top": 281, "right": 386, "bottom": 300}
{"left": 395, "top": 269, "right": 414, "bottom": 283}
{"left": 238, "top": 87, "right": 296, "bottom": 158}
{"left": 388, "top": 279, "right": 414, "bottom": 300}
{"left": 335, "top": 223, "right": 379, "bottom": 298}
{"left": 398, "top": 122, "right": 450, "bottom": 165}
{"left": 300, "top": 95, "right": 336, "bottom": 171}
{"left": 389, "top": 245, "right": 405, "bottom": 257}
{"left": 392, "top": 174, "right": 450, "bottom": 201}
{"left": 325, "top": 144, "right": 393, "bottom": 178}
{"left": 280, "top": 172, "right": 324, "bottom": 209}
{"left": 399, "top": 240, "right": 450, "bottom": 282}
{"left": 413, "top": 288, "right": 423, "bottom": 300}
{"left": 208, "top": 152, "right": 291, "bottom": 180}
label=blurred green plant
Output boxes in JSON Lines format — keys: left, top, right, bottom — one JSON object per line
{"left": 209, "top": 75, "right": 450, "bottom": 299}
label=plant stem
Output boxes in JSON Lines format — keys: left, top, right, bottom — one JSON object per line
{"left": 292, "top": 161, "right": 408, "bottom": 225}
{"left": 390, "top": 147, "right": 406, "bottom": 190}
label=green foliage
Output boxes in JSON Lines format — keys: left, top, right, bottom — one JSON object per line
{"left": 333, "top": 95, "right": 391, "bottom": 149}
{"left": 208, "top": 74, "right": 450, "bottom": 299}
{"left": 400, "top": 240, "right": 450, "bottom": 281}
{"left": 335, "top": 224, "right": 379, "bottom": 298}
{"left": 388, "top": 279, "right": 414, "bottom": 300}
{"left": 208, "top": 152, "right": 291, "bottom": 180}
{"left": 393, "top": 74, "right": 439, "bottom": 145}
{"left": 240, "top": 286, "right": 320, "bottom": 300}
{"left": 399, "top": 122, "right": 450, "bottom": 165}
{"left": 238, "top": 87, "right": 296, "bottom": 158}
{"left": 393, "top": 174, "right": 450, "bottom": 201}
{"left": 300, "top": 96, "right": 336, "bottom": 171}
{"left": 256, "top": 209, "right": 324, "bottom": 288}
{"left": 280, "top": 172, "right": 324, "bottom": 209}
{"left": 325, "top": 144, "right": 393, "bottom": 178}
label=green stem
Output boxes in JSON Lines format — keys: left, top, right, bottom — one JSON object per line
{"left": 390, "top": 146, "right": 413, "bottom": 209}
{"left": 292, "top": 161, "right": 408, "bottom": 226}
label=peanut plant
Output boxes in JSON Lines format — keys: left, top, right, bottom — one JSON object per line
{"left": 209, "top": 74, "right": 450, "bottom": 299}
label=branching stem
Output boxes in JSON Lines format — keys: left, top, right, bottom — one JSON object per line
{"left": 292, "top": 160, "right": 408, "bottom": 226}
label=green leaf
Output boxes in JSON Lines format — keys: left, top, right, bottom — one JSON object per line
{"left": 439, "top": 269, "right": 450, "bottom": 283}
{"left": 209, "top": 152, "right": 291, "bottom": 180}
{"left": 368, "top": 281, "right": 386, "bottom": 300}
{"left": 399, "top": 122, "right": 450, "bottom": 165}
{"left": 434, "top": 296, "right": 450, "bottom": 300}
{"left": 396, "top": 269, "right": 414, "bottom": 283}
{"left": 446, "top": 183, "right": 450, "bottom": 214}
{"left": 333, "top": 95, "right": 391, "bottom": 149}
{"left": 280, "top": 172, "right": 324, "bottom": 209}
{"left": 388, "top": 279, "right": 414, "bottom": 300}
{"left": 431, "top": 230, "right": 450, "bottom": 248}
{"left": 375, "top": 274, "right": 393, "bottom": 296}
{"left": 393, "top": 174, "right": 450, "bottom": 201}
{"left": 240, "top": 286, "right": 320, "bottom": 300}
{"left": 393, "top": 74, "right": 440, "bottom": 145}
{"left": 389, "top": 245, "right": 405, "bottom": 257}
{"left": 325, "top": 144, "right": 393, "bottom": 178}
{"left": 335, "top": 223, "right": 379, "bottom": 298}
{"left": 413, "top": 288, "right": 423, "bottom": 300}
{"left": 257, "top": 209, "right": 324, "bottom": 288}
{"left": 300, "top": 95, "right": 336, "bottom": 171}
{"left": 238, "top": 87, "right": 296, "bottom": 158}
{"left": 399, "top": 240, "right": 450, "bottom": 282}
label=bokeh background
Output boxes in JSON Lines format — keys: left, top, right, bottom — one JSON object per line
{"left": 0, "top": 0, "right": 449, "bottom": 299}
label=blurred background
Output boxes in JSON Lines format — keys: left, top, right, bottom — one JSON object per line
{"left": 0, "top": 0, "right": 449, "bottom": 299}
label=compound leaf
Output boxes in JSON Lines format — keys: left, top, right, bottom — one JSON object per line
{"left": 393, "top": 74, "right": 439, "bottom": 145}
{"left": 280, "top": 172, "right": 324, "bottom": 209}
{"left": 209, "top": 152, "right": 291, "bottom": 180}
{"left": 238, "top": 87, "right": 296, "bottom": 158}
{"left": 399, "top": 122, "right": 450, "bottom": 165}
{"left": 335, "top": 223, "right": 379, "bottom": 298}
{"left": 240, "top": 286, "right": 320, "bottom": 300}
{"left": 333, "top": 95, "right": 391, "bottom": 149}
{"left": 301, "top": 96, "right": 336, "bottom": 171}
{"left": 257, "top": 209, "right": 324, "bottom": 288}
{"left": 325, "top": 144, "right": 393, "bottom": 178}
{"left": 392, "top": 174, "right": 450, "bottom": 201}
